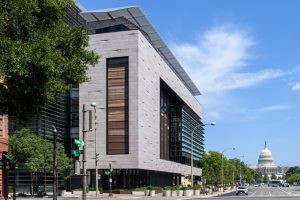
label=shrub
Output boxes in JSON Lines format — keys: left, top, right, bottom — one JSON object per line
{"left": 163, "top": 186, "right": 173, "bottom": 190}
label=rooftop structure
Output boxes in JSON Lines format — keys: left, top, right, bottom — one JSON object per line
{"left": 81, "top": 6, "right": 201, "bottom": 96}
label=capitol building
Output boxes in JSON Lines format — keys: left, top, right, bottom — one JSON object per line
{"left": 256, "top": 142, "right": 289, "bottom": 179}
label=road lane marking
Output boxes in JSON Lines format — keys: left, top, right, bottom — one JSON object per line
{"left": 278, "top": 186, "right": 292, "bottom": 196}
{"left": 268, "top": 187, "right": 271, "bottom": 196}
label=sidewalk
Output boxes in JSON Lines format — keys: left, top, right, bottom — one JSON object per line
{"left": 15, "top": 189, "right": 234, "bottom": 200}
{"left": 65, "top": 189, "right": 234, "bottom": 199}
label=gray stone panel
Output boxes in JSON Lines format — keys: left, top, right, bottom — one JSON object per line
{"left": 79, "top": 30, "right": 202, "bottom": 176}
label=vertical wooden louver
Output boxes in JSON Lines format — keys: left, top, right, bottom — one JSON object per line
{"left": 107, "top": 57, "right": 129, "bottom": 154}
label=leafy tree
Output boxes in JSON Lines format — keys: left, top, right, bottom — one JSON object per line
{"left": 200, "top": 152, "right": 257, "bottom": 188}
{"left": 287, "top": 173, "right": 300, "bottom": 184}
{"left": 286, "top": 167, "right": 300, "bottom": 179}
{"left": 0, "top": 0, "right": 99, "bottom": 118}
{"left": 8, "top": 129, "right": 73, "bottom": 194}
{"left": 271, "top": 173, "right": 277, "bottom": 180}
{"left": 263, "top": 175, "right": 269, "bottom": 183}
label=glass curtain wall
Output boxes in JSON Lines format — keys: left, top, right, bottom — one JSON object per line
{"left": 160, "top": 79, "right": 204, "bottom": 164}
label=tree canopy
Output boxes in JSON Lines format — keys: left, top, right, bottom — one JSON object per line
{"left": 198, "top": 151, "right": 258, "bottom": 187}
{"left": 8, "top": 128, "right": 73, "bottom": 179}
{"left": 0, "top": 0, "right": 99, "bottom": 117}
{"left": 287, "top": 173, "right": 300, "bottom": 184}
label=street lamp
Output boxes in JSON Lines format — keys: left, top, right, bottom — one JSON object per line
{"left": 221, "top": 147, "right": 236, "bottom": 192}
{"left": 191, "top": 122, "right": 216, "bottom": 186}
{"left": 108, "top": 161, "right": 116, "bottom": 197}
{"left": 90, "top": 102, "right": 104, "bottom": 197}
{"left": 52, "top": 126, "right": 57, "bottom": 200}
{"left": 235, "top": 156, "right": 245, "bottom": 185}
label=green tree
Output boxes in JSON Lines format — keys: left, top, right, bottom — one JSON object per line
{"left": 263, "top": 175, "right": 269, "bottom": 183}
{"left": 0, "top": 0, "right": 99, "bottom": 117}
{"left": 287, "top": 173, "right": 300, "bottom": 184}
{"left": 8, "top": 129, "right": 73, "bottom": 194}
{"left": 286, "top": 167, "right": 300, "bottom": 179}
{"left": 271, "top": 173, "right": 276, "bottom": 180}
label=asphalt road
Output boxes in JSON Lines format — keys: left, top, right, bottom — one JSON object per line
{"left": 208, "top": 186, "right": 300, "bottom": 199}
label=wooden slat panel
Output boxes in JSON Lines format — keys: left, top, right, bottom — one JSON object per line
{"left": 107, "top": 57, "right": 129, "bottom": 155}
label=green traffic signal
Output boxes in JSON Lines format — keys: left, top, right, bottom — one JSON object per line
{"left": 72, "top": 149, "right": 80, "bottom": 157}
{"left": 74, "top": 139, "right": 83, "bottom": 147}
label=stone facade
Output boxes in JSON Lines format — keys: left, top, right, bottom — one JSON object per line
{"left": 79, "top": 30, "right": 202, "bottom": 176}
{"left": 0, "top": 115, "right": 8, "bottom": 200}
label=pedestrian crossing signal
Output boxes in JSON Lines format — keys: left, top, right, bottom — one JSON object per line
{"left": 1, "top": 153, "right": 15, "bottom": 170}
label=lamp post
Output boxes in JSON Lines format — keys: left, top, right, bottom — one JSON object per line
{"left": 221, "top": 147, "right": 236, "bottom": 192}
{"left": 13, "top": 163, "right": 18, "bottom": 200}
{"left": 191, "top": 122, "right": 216, "bottom": 186}
{"left": 82, "top": 104, "right": 88, "bottom": 200}
{"left": 108, "top": 161, "right": 116, "bottom": 197}
{"left": 232, "top": 167, "right": 235, "bottom": 187}
{"left": 52, "top": 126, "right": 57, "bottom": 200}
{"left": 90, "top": 102, "right": 105, "bottom": 196}
{"left": 235, "top": 156, "right": 244, "bottom": 185}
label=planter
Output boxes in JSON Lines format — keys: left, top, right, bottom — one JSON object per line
{"left": 183, "top": 190, "right": 193, "bottom": 196}
{"left": 149, "top": 190, "right": 155, "bottom": 197}
{"left": 194, "top": 189, "right": 200, "bottom": 196}
{"left": 144, "top": 190, "right": 150, "bottom": 196}
{"left": 177, "top": 190, "right": 183, "bottom": 196}
{"left": 171, "top": 190, "right": 177, "bottom": 196}
{"left": 132, "top": 191, "right": 144, "bottom": 196}
{"left": 163, "top": 190, "right": 171, "bottom": 197}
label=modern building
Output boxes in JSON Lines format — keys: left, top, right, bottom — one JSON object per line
{"left": 79, "top": 7, "right": 204, "bottom": 188}
{"left": 0, "top": 114, "right": 8, "bottom": 200}
{"left": 256, "top": 142, "right": 289, "bottom": 179}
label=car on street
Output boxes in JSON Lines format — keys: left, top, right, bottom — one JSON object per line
{"left": 254, "top": 184, "right": 259, "bottom": 187}
{"left": 236, "top": 186, "right": 248, "bottom": 195}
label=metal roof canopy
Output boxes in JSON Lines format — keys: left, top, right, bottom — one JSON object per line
{"left": 81, "top": 6, "right": 201, "bottom": 96}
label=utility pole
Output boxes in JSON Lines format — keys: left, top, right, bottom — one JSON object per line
{"left": 90, "top": 102, "right": 99, "bottom": 196}
{"left": 109, "top": 162, "right": 113, "bottom": 197}
{"left": 13, "top": 164, "right": 18, "bottom": 200}
{"left": 82, "top": 104, "right": 87, "bottom": 200}
{"left": 53, "top": 126, "right": 57, "bottom": 200}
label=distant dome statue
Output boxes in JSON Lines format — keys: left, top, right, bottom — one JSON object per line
{"left": 257, "top": 141, "right": 276, "bottom": 168}
{"left": 254, "top": 141, "right": 289, "bottom": 179}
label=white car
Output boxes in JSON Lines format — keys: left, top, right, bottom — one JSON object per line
{"left": 254, "top": 184, "right": 259, "bottom": 187}
{"left": 236, "top": 186, "right": 248, "bottom": 195}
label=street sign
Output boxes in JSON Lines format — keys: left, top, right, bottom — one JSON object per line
{"left": 104, "top": 170, "right": 110, "bottom": 175}
{"left": 74, "top": 139, "right": 84, "bottom": 146}
{"left": 72, "top": 149, "right": 80, "bottom": 157}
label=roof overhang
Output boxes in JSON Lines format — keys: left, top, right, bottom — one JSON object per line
{"left": 81, "top": 6, "right": 201, "bottom": 96}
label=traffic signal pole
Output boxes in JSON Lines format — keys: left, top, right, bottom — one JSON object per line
{"left": 53, "top": 126, "right": 57, "bottom": 200}
{"left": 82, "top": 104, "right": 87, "bottom": 200}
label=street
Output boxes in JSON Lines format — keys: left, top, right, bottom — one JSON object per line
{"left": 210, "top": 186, "right": 300, "bottom": 199}
{"left": 13, "top": 187, "right": 300, "bottom": 200}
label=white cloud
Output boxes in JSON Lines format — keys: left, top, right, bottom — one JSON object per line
{"left": 171, "top": 25, "right": 285, "bottom": 94}
{"left": 292, "top": 83, "right": 300, "bottom": 90}
{"left": 258, "top": 105, "right": 291, "bottom": 112}
{"left": 170, "top": 24, "right": 296, "bottom": 120}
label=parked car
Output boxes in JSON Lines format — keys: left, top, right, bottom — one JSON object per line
{"left": 282, "top": 183, "right": 290, "bottom": 187}
{"left": 254, "top": 184, "right": 259, "bottom": 187}
{"left": 236, "top": 186, "right": 248, "bottom": 195}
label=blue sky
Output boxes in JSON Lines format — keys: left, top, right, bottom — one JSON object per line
{"left": 78, "top": 0, "right": 300, "bottom": 166}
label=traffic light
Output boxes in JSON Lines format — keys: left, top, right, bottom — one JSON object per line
{"left": 72, "top": 139, "right": 84, "bottom": 157}
{"left": 1, "top": 153, "right": 15, "bottom": 170}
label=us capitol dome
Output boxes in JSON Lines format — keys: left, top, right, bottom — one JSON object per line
{"left": 257, "top": 141, "right": 276, "bottom": 168}
{"left": 256, "top": 142, "right": 288, "bottom": 179}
